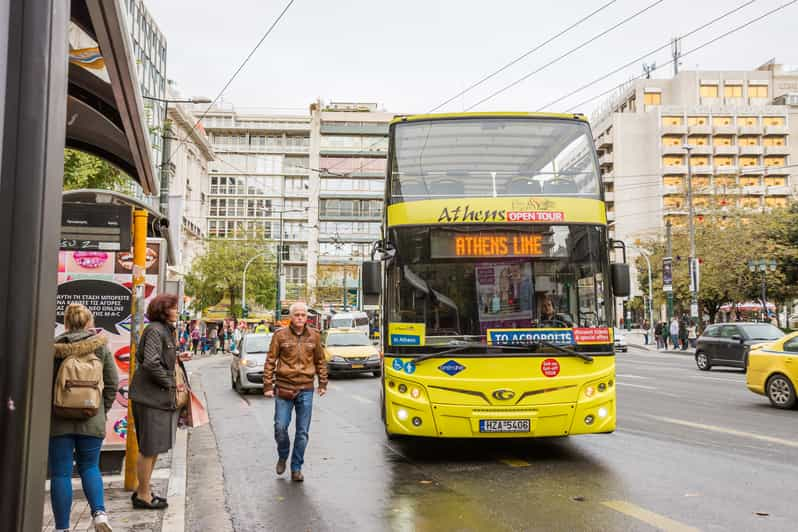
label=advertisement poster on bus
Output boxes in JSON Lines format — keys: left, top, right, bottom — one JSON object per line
{"left": 55, "top": 240, "right": 164, "bottom": 450}
{"left": 475, "top": 262, "right": 535, "bottom": 334}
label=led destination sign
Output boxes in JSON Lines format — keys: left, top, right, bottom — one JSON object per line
{"left": 430, "top": 231, "right": 560, "bottom": 259}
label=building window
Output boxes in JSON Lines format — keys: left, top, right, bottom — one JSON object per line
{"left": 662, "top": 156, "right": 684, "bottom": 166}
{"left": 687, "top": 116, "right": 708, "bottom": 126}
{"left": 690, "top": 156, "right": 710, "bottom": 166}
{"left": 699, "top": 84, "right": 719, "bottom": 98}
{"left": 765, "top": 197, "right": 787, "bottom": 207}
{"left": 748, "top": 85, "right": 768, "bottom": 98}
{"left": 663, "top": 176, "right": 683, "bottom": 187}
{"left": 662, "top": 135, "right": 682, "bottom": 147}
{"left": 763, "top": 116, "right": 785, "bottom": 126}
{"left": 764, "top": 156, "right": 786, "bottom": 167}
{"left": 763, "top": 136, "right": 786, "bottom": 146}
{"left": 662, "top": 116, "right": 683, "bottom": 126}
{"left": 687, "top": 135, "right": 709, "bottom": 146}
{"left": 663, "top": 196, "right": 684, "bottom": 209}
{"left": 739, "top": 136, "right": 759, "bottom": 146}
{"left": 765, "top": 177, "right": 787, "bottom": 187}
{"left": 712, "top": 136, "right": 734, "bottom": 146}
{"left": 724, "top": 85, "right": 743, "bottom": 98}
{"left": 714, "top": 156, "right": 733, "bottom": 167}
{"left": 740, "top": 176, "right": 760, "bottom": 187}
{"left": 740, "top": 116, "right": 759, "bottom": 127}
{"left": 739, "top": 156, "right": 759, "bottom": 167}
{"left": 712, "top": 116, "right": 734, "bottom": 126}
{"left": 285, "top": 176, "right": 309, "bottom": 193}
{"left": 644, "top": 92, "right": 661, "bottom": 105}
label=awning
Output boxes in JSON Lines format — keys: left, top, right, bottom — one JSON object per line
{"left": 68, "top": 0, "right": 157, "bottom": 193}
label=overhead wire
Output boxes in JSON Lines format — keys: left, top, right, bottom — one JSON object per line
{"left": 464, "top": 0, "right": 666, "bottom": 111}
{"left": 427, "top": 0, "right": 618, "bottom": 113}
{"left": 565, "top": 0, "right": 798, "bottom": 112}
{"left": 537, "top": 0, "right": 757, "bottom": 111}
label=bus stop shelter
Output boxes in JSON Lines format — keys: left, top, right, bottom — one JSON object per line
{"left": 0, "top": 2, "right": 157, "bottom": 529}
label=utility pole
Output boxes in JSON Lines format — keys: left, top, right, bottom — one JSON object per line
{"left": 683, "top": 143, "right": 699, "bottom": 320}
{"left": 664, "top": 220, "right": 673, "bottom": 321}
{"left": 671, "top": 37, "right": 682, "bottom": 76}
{"left": 342, "top": 268, "right": 348, "bottom": 310}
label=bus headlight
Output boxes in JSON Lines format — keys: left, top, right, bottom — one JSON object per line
{"left": 397, "top": 408, "right": 409, "bottom": 421}
{"left": 598, "top": 407, "right": 608, "bottom": 418}
{"left": 584, "top": 386, "right": 595, "bottom": 398}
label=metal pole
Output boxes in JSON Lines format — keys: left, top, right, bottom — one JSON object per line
{"left": 159, "top": 101, "right": 170, "bottom": 218}
{"left": 665, "top": 220, "right": 673, "bottom": 321}
{"left": 342, "top": 268, "right": 348, "bottom": 310}
{"left": 683, "top": 144, "right": 698, "bottom": 319}
{"left": 125, "top": 209, "right": 148, "bottom": 490}
{"left": 275, "top": 209, "right": 283, "bottom": 321}
{"left": 761, "top": 269, "right": 767, "bottom": 322}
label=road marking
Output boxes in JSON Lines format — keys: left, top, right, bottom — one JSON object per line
{"left": 350, "top": 393, "right": 374, "bottom": 404}
{"left": 618, "top": 382, "right": 657, "bottom": 390}
{"left": 602, "top": 500, "right": 699, "bottom": 532}
{"left": 644, "top": 415, "right": 798, "bottom": 448}
{"left": 616, "top": 374, "right": 650, "bottom": 379}
{"left": 689, "top": 376, "right": 744, "bottom": 383}
{"left": 499, "top": 457, "right": 531, "bottom": 468}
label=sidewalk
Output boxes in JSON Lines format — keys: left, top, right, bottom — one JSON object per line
{"left": 42, "top": 410, "right": 190, "bottom": 531}
{"left": 624, "top": 330, "right": 695, "bottom": 355}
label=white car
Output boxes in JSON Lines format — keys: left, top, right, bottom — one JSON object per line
{"left": 230, "top": 332, "right": 272, "bottom": 394}
{"left": 613, "top": 329, "right": 628, "bottom": 352}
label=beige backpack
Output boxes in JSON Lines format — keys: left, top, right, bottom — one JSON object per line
{"left": 53, "top": 350, "right": 104, "bottom": 419}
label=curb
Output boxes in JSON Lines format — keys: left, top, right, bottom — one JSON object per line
{"left": 162, "top": 406, "right": 189, "bottom": 532}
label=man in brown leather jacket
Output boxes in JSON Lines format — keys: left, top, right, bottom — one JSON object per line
{"left": 263, "top": 302, "right": 327, "bottom": 481}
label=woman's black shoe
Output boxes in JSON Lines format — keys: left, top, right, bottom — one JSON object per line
{"left": 131, "top": 492, "right": 168, "bottom": 509}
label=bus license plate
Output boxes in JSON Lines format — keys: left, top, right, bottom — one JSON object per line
{"left": 479, "top": 419, "right": 530, "bottom": 433}
{"left": 351, "top": 364, "right": 364, "bottom": 369}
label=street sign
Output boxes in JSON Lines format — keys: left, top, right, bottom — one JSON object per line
{"left": 689, "top": 257, "right": 700, "bottom": 293}
{"left": 690, "top": 303, "right": 699, "bottom": 318}
{"left": 662, "top": 257, "right": 673, "bottom": 292}
{"left": 60, "top": 203, "right": 131, "bottom": 251}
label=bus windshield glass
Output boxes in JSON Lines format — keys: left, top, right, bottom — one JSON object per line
{"left": 386, "top": 225, "right": 610, "bottom": 350}
{"left": 389, "top": 117, "right": 600, "bottom": 202}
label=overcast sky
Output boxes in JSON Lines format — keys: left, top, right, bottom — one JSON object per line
{"left": 147, "top": 0, "right": 797, "bottom": 115}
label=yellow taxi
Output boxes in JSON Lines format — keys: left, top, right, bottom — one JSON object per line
{"left": 321, "top": 328, "right": 381, "bottom": 377}
{"left": 746, "top": 331, "right": 798, "bottom": 409}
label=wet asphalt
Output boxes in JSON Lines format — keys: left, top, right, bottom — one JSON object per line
{"left": 191, "top": 347, "right": 798, "bottom": 532}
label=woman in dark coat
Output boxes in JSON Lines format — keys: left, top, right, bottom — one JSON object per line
{"left": 129, "top": 293, "right": 189, "bottom": 509}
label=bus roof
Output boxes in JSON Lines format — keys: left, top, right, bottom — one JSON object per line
{"left": 389, "top": 112, "right": 587, "bottom": 126}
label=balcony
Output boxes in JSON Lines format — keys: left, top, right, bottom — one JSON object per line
{"left": 662, "top": 144, "right": 687, "bottom": 155}
{"left": 715, "top": 166, "right": 738, "bottom": 175}
{"left": 320, "top": 189, "right": 384, "bottom": 198}
{"left": 689, "top": 145, "right": 712, "bottom": 155}
{"left": 663, "top": 184, "right": 683, "bottom": 195}
{"left": 764, "top": 165, "right": 790, "bottom": 176}
{"left": 663, "top": 164, "right": 687, "bottom": 174}
{"left": 597, "top": 132, "right": 613, "bottom": 150}
{"left": 690, "top": 164, "right": 713, "bottom": 174}
{"left": 713, "top": 125, "right": 737, "bottom": 135}
{"left": 739, "top": 145, "right": 763, "bottom": 155}
{"left": 765, "top": 185, "right": 791, "bottom": 195}
{"left": 764, "top": 125, "right": 788, "bottom": 135}
{"left": 601, "top": 170, "right": 614, "bottom": 183}
{"left": 662, "top": 124, "right": 687, "bottom": 135}
{"left": 738, "top": 125, "right": 762, "bottom": 136}
{"left": 764, "top": 145, "right": 789, "bottom": 156}
{"left": 604, "top": 191, "right": 614, "bottom": 202}
{"left": 213, "top": 144, "right": 309, "bottom": 155}
{"left": 206, "top": 121, "right": 310, "bottom": 132}
{"left": 606, "top": 211, "right": 615, "bottom": 221}
{"left": 699, "top": 97, "right": 721, "bottom": 106}
{"left": 713, "top": 145, "right": 737, "bottom": 156}
{"left": 320, "top": 123, "right": 388, "bottom": 135}
{"left": 688, "top": 124, "right": 711, "bottom": 135}
{"left": 599, "top": 152, "right": 614, "bottom": 166}
{"left": 664, "top": 206, "right": 687, "bottom": 215}
{"left": 743, "top": 185, "right": 765, "bottom": 195}
{"left": 319, "top": 212, "right": 382, "bottom": 221}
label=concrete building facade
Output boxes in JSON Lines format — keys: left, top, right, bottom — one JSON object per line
{"left": 591, "top": 60, "right": 798, "bottom": 311}
{"left": 197, "top": 101, "right": 392, "bottom": 310}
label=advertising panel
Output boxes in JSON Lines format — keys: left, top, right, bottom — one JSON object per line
{"left": 55, "top": 240, "right": 164, "bottom": 450}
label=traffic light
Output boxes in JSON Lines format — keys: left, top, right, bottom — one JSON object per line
{"left": 242, "top": 305, "right": 249, "bottom": 319}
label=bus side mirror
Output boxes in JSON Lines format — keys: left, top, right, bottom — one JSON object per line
{"left": 611, "top": 263, "right": 630, "bottom": 298}
{"left": 362, "top": 261, "right": 381, "bottom": 296}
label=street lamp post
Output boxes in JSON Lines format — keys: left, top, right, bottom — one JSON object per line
{"left": 142, "top": 95, "right": 211, "bottom": 218}
{"left": 242, "top": 252, "right": 269, "bottom": 317}
{"left": 748, "top": 259, "right": 777, "bottom": 321}
{"left": 682, "top": 144, "right": 699, "bottom": 319}
{"left": 630, "top": 245, "right": 654, "bottom": 345}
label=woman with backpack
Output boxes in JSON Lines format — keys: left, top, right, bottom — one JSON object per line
{"left": 51, "top": 303, "right": 118, "bottom": 532}
{"left": 129, "top": 293, "right": 189, "bottom": 510}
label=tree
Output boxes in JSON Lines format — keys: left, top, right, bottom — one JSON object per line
{"left": 184, "top": 238, "right": 276, "bottom": 318}
{"left": 63, "top": 149, "right": 130, "bottom": 191}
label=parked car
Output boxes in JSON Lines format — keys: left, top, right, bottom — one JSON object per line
{"left": 613, "top": 328, "right": 628, "bottom": 352}
{"left": 327, "top": 311, "right": 370, "bottom": 336}
{"left": 746, "top": 331, "right": 798, "bottom": 409}
{"left": 322, "top": 327, "right": 381, "bottom": 377}
{"left": 230, "top": 332, "right": 272, "bottom": 393}
{"left": 694, "top": 322, "right": 785, "bottom": 371}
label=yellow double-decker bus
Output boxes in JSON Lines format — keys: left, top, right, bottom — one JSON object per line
{"left": 361, "top": 112, "right": 630, "bottom": 439}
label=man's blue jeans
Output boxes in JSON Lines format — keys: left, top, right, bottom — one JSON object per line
{"left": 49, "top": 435, "right": 105, "bottom": 530}
{"left": 274, "top": 390, "right": 314, "bottom": 472}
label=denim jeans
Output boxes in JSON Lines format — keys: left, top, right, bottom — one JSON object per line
{"left": 274, "top": 390, "right": 314, "bottom": 472}
{"left": 49, "top": 435, "right": 105, "bottom": 530}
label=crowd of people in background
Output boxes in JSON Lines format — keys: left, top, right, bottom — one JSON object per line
{"left": 653, "top": 315, "right": 698, "bottom": 350}
{"left": 177, "top": 320, "right": 253, "bottom": 355}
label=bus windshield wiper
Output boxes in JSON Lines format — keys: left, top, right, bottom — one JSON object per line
{"left": 530, "top": 340, "right": 594, "bottom": 362}
{"left": 412, "top": 342, "right": 530, "bottom": 364}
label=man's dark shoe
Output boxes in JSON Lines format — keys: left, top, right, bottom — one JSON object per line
{"left": 276, "top": 458, "right": 287, "bottom": 475}
{"left": 291, "top": 470, "right": 304, "bottom": 482}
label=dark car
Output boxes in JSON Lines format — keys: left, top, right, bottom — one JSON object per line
{"left": 695, "top": 322, "right": 785, "bottom": 371}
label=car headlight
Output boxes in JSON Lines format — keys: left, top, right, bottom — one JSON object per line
{"left": 331, "top": 356, "right": 346, "bottom": 363}
{"left": 244, "top": 358, "right": 257, "bottom": 368}
{"left": 367, "top": 354, "right": 380, "bottom": 361}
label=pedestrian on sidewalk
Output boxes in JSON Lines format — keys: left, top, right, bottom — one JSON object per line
{"left": 643, "top": 320, "right": 650, "bottom": 345}
{"left": 679, "top": 316, "right": 689, "bottom": 350}
{"left": 129, "top": 293, "right": 190, "bottom": 510}
{"left": 190, "top": 325, "right": 200, "bottom": 353}
{"left": 669, "top": 317, "right": 679, "bottom": 349}
{"left": 209, "top": 325, "right": 218, "bottom": 354}
{"left": 688, "top": 320, "right": 698, "bottom": 348}
{"left": 263, "top": 302, "right": 328, "bottom": 482}
{"left": 50, "top": 304, "right": 118, "bottom": 532}
{"left": 654, "top": 322, "right": 664, "bottom": 349}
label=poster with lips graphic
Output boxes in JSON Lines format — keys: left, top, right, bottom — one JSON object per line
{"left": 56, "top": 240, "right": 163, "bottom": 449}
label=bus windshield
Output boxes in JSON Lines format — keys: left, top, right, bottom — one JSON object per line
{"left": 386, "top": 225, "right": 610, "bottom": 350}
{"left": 389, "top": 117, "right": 600, "bottom": 202}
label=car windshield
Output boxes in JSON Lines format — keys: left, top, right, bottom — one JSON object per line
{"left": 386, "top": 224, "right": 611, "bottom": 352}
{"left": 389, "top": 118, "right": 600, "bottom": 202}
{"left": 244, "top": 334, "right": 273, "bottom": 354}
{"left": 329, "top": 318, "right": 354, "bottom": 328}
{"left": 326, "top": 333, "right": 371, "bottom": 346}
{"left": 740, "top": 323, "right": 784, "bottom": 340}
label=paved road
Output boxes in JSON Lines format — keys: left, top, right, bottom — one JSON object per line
{"left": 189, "top": 348, "right": 798, "bottom": 531}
